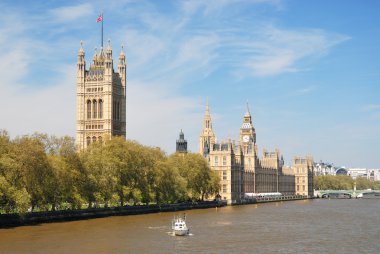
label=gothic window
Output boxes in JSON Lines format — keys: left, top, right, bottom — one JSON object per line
{"left": 116, "top": 101, "right": 119, "bottom": 120}
{"left": 93, "top": 100, "right": 97, "bottom": 119}
{"left": 99, "top": 99, "right": 103, "bottom": 118}
{"left": 119, "top": 101, "right": 122, "bottom": 120}
{"left": 87, "top": 100, "right": 92, "bottom": 119}
{"left": 86, "top": 137, "right": 91, "bottom": 146}
{"left": 113, "top": 101, "right": 116, "bottom": 119}
{"left": 92, "top": 136, "right": 96, "bottom": 143}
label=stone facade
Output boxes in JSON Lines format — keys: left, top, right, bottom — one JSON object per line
{"left": 199, "top": 101, "right": 314, "bottom": 203}
{"left": 76, "top": 40, "right": 126, "bottom": 150}
{"left": 293, "top": 156, "right": 314, "bottom": 197}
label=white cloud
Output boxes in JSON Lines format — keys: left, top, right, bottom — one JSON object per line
{"left": 49, "top": 3, "right": 94, "bottom": 23}
{"left": 239, "top": 26, "right": 350, "bottom": 77}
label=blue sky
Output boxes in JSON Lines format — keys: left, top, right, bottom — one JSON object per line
{"left": 0, "top": 0, "right": 379, "bottom": 168}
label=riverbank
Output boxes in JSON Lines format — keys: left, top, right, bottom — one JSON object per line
{"left": 0, "top": 196, "right": 311, "bottom": 228}
{"left": 238, "top": 195, "right": 308, "bottom": 205}
{"left": 0, "top": 201, "right": 226, "bottom": 228}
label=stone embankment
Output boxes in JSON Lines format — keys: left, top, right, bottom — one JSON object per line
{"left": 239, "top": 195, "right": 308, "bottom": 205}
{"left": 0, "top": 201, "right": 225, "bottom": 228}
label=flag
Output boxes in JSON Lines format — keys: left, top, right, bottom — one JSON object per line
{"left": 96, "top": 14, "right": 103, "bottom": 23}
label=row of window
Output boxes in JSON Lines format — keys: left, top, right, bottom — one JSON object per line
{"left": 86, "top": 125, "right": 104, "bottom": 129}
{"left": 87, "top": 100, "right": 122, "bottom": 120}
{"left": 86, "top": 136, "right": 102, "bottom": 146}
{"left": 86, "top": 87, "right": 104, "bottom": 92}
{"left": 296, "top": 185, "right": 306, "bottom": 191}
{"left": 87, "top": 99, "right": 103, "bottom": 119}
{"left": 214, "top": 156, "right": 228, "bottom": 166}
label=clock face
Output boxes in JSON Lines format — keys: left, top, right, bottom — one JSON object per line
{"left": 243, "top": 135, "right": 250, "bottom": 142}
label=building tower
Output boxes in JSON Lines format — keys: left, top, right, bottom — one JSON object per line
{"left": 176, "top": 130, "right": 188, "bottom": 154}
{"left": 239, "top": 103, "right": 256, "bottom": 153}
{"left": 76, "top": 40, "right": 126, "bottom": 150}
{"left": 199, "top": 99, "right": 216, "bottom": 158}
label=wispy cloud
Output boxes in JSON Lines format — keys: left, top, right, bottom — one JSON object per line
{"left": 49, "top": 3, "right": 94, "bottom": 23}
{"left": 236, "top": 26, "right": 350, "bottom": 77}
{"left": 362, "top": 104, "right": 380, "bottom": 112}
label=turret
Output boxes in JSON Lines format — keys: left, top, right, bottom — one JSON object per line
{"left": 104, "top": 39, "right": 113, "bottom": 77}
{"left": 118, "top": 45, "right": 126, "bottom": 87}
{"left": 77, "top": 41, "right": 86, "bottom": 80}
{"left": 199, "top": 98, "right": 216, "bottom": 156}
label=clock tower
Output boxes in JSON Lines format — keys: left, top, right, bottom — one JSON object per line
{"left": 239, "top": 103, "right": 256, "bottom": 151}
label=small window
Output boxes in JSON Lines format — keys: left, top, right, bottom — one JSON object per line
{"left": 223, "top": 156, "right": 227, "bottom": 166}
{"left": 223, "top": 171, "right": 227, "bottom": 180}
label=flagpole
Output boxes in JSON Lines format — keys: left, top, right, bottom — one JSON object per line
{"left": 101, "top": 12, "right": 104, "bottom": 48}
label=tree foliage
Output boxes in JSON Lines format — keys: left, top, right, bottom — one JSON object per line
{"left": 314, "top": 175, "right": 380, "bottom": 190}
{"left": 0, "top": 131, "right": 220, "bottom": 214}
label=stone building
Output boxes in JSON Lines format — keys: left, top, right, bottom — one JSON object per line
{"left": 199, "top": 101, "right": 314, "bottom": 203}
{"left": 76, "top": 40, "right": 126, "bottom": 150}
{"left": 293, "top": 156, "right": 314, "bottom": 197}
{"left": 176, "top": 130, "right": 188, "bottom": 154}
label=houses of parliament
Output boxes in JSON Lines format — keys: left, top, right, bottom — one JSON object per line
{"left": 197, "top": 101, "right": 314, "bottom": 204}
{"left": 75, "top": 37, "right": 313, "bottom": 204}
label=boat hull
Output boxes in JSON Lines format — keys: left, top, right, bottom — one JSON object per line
{"left": 174, "top": 229, "right": 189, "bottom": 236}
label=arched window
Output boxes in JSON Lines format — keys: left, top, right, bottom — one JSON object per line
{"left": 99, "top": 99, "right": 103, "bottom": 119}
{"left": 87, "top": 100, "right": 92, "bottom": 119}
{"left": 93, "top": 100, "right": 97, "bottom": 119}
{"left": 116, "top": 101, "right": 120, "bottom": 120}
{"left": 92, "top": 136, "right": 96, "bottom": 143}
{"left": 86, "top": 137, "right": 91, "bottom": 146}
{"left": 98, "top": 136, "right": 102, "bottom": 143}
{"left": 113, "top": 101, "right": 116, "bottom": 119}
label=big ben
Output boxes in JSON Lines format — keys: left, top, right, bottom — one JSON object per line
{"left": 239, "top": 103, "right": 256, "bottom": 152}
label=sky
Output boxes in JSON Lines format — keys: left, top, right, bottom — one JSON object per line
{"left": 0, "top": 0, "right": 379, "bottom": 168}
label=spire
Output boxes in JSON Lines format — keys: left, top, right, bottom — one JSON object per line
{"left": 119, "top": 44, "right": 125, "bottom": 59}
{"left": 107, "top": 39, "right": 112, "bottom": 51}
{"left": 245, "top": 101, "right": 251, "bottom": 117}
{"left": 99, "top": 46, "right": 105, "bottom": 59}
{"left": 78, "top": 40, "right": 84, "bottom": 55}
{"left": 93, "top": 47, "right": 98, "bottom": 59}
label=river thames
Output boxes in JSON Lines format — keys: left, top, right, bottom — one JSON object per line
{"left": 0, "top": 199, "right": 379, "bottom": 253}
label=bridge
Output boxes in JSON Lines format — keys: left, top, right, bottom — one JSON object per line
{"left": 314, "top": 190, "right": 380, "bottom": 198}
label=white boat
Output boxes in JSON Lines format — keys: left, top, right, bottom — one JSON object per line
{"left": 172, "top": 214, "right": 189, "bottom": 236}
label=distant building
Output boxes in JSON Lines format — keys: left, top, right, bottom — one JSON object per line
{"left": 348, "top": 168, "right": 380, "bottom": 181}
{"left": 176, "top": 130, "right": 188, "bottom": 153}
{"left": 76, "top": 40, "right": 126, "bottom": 150}
{"left": 199, "top": 100, "right": 314, "bottom": 204}
{"left": 314, "top": 161, "right": 336, "bottom": 176}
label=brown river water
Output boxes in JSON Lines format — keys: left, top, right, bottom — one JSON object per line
{"left": 0, "top": 199, "right": 379, "bottom": 254}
